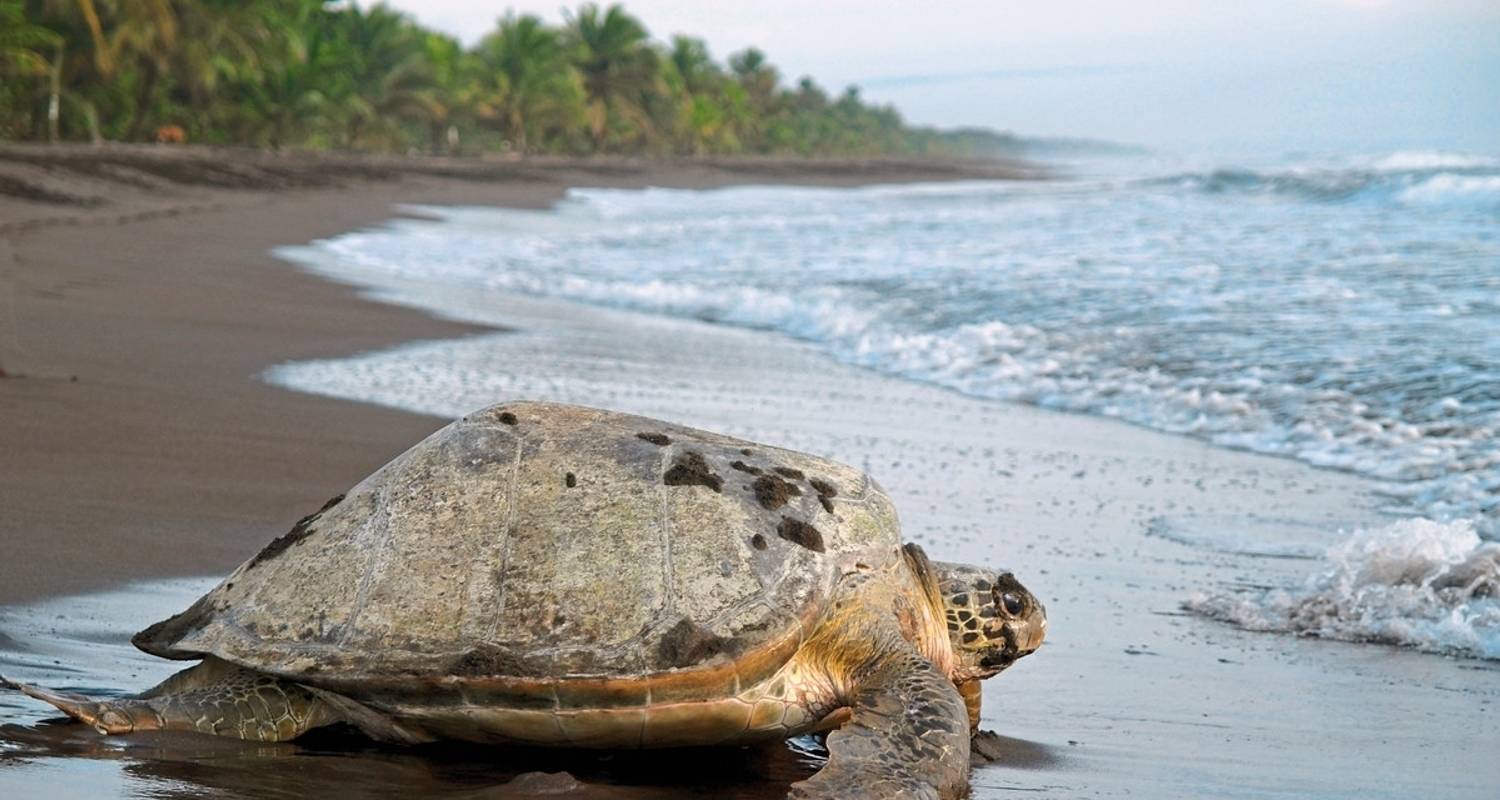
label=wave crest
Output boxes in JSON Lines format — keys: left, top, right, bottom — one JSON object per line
{"left": 1186, "top": 519, "right": 1500, "bottom": 659}
{"left": 1145, "top": 156, "right": 1500, "bottom": 208}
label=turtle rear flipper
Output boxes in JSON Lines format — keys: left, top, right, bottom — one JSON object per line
{"left": 789, "top": 647, "right": 971, "bottom": 800}
{"left": 3, "top": 657, "right": 339, "bottom": 741}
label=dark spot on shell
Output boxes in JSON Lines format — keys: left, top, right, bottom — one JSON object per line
{"left": 730, "top": 460, "right": 762, "bottom": 475}
{"left": 953, "top": 593, "right": 970, "bottom": 606}
{"left": 657, "top": 619, "right": 736, "bottom": 668}
{"left": 774, "top": 466, "right": 805, "bottom": 480}
{"left": 974, "top": 579, "right": 992, "bottom": 591}
{"left": 962, "top": 632, "right": 981, "bottom": 644}
{"left": 663, "top": 451, "right": 723, "bottom": 492}
{"left": 947, "top": 621, "right": 960, "bottom": 632}
{"left": 498, "top": 412, "right": 518, "bottom": 425}
{"left": 751, "top": 533, "right": 768, "bottom": 550}
{"left": 245, "top": 494, "right": 343, "bottom": 570}
{"left": 958, "top": 610, "right": 973, "bottom": 621}
{"left": 564, "top": 472, "right": 577, "bottom": 488}
{"left": 809, "top": 478, "right": 837, "bottom": 512}
{"left": 777, "top": 516, "right": 825, "bottom": 553}
{"left": 637, "top": 432, "right": 671, "bottom": 446}
{"left": 752, "top": 474, "right": 802, "bottom": 510}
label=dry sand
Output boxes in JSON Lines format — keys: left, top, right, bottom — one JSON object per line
{"left": 0, "top": 144, "right": 1495, "bottom": 799}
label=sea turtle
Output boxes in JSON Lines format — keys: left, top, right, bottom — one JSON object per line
{"left": 5, "top": 401, "right": 1046, "bottom": 799}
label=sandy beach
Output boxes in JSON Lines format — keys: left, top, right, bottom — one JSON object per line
{"left": 0, "top": 145, "right": 1495, "bottom": 799}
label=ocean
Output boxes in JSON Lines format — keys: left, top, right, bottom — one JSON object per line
{"left": 269, "top": 150, "right": 1500, "bottom": 660}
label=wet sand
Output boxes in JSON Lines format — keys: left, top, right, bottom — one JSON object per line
{"left": 2, "top": 145, "right": 1497, "bottom": 798}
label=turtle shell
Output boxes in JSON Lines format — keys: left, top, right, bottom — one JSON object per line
{"left": 135, "top": 402, "right": 902, "bottom": 698}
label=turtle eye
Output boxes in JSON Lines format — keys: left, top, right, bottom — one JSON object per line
{"left": 1000, "top": 592, "right": 1025, "bottom": 617}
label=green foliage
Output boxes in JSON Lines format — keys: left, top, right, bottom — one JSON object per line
{"left": 0, "top": 0, "right": 62, "bottom": 139}
{"left": 0, "top": 1, "right": 991, "bottom": 158}
{"left": 473, "top": 13, "right": 583, "bottom": 154}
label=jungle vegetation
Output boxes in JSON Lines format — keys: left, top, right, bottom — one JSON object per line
{"left": 0, "top": 0, "right": 1022, "bottom": 157}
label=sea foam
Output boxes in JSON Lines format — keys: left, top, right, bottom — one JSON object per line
{"left": 1186, "top": 519, "right": 1500, "bottom": 660}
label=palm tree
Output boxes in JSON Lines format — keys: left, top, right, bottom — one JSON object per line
{"left": 729, "top": 47, "right": 779, "bottom": 108}
{"left": 169, "top": 0, "right": 279, "bottom": 131}
{"left": 413, "top": 32, "right": 471, "bottom": 154}
{"left": 727, "top": 48, "right": 780, "bottom": 151}
{"left": 0, "top": 1, "right": 61, "bottom": 140}
{"left": 474, "top": 13, "right": 583, "bottom": 154}
{"left": 88, "top": 0, "right": 178, "bottom": 140}
{"left": 668, "top": 35, "right": 718, "bottom": 95}
{"left": 565, "top": 3, "right": 660, "bottom": 151}
{"left": 0, "top": 2, "right": 59, "bottom": 75}
{"left": 330, "top": 3, "right": 429, "bottom": 149}
{"left": 239, "top": 11, "right": 331, "bottom": 149}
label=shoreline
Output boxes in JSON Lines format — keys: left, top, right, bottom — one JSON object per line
{"left": 0, "top": 142, "right": 1043, "bottom": 234}
{"left": 0, "top": 144, "right": 1036, "bottom": 606}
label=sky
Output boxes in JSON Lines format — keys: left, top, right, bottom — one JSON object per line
{"left": 385, "top": 1, "right": 1500, "bottom": 156}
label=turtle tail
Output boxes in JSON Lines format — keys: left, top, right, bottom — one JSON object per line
{"left": 2, "top": 674, "right": 145, "bottom": 735}
{"left": 2, "top": 658, "right": 338, "bottom": 741}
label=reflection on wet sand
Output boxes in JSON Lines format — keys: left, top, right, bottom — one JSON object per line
{"left": 1, "top": 715, "right": 1058, "bottom": 798}
{"left": 0, "top": 719, "right": 821, "bottom": 799}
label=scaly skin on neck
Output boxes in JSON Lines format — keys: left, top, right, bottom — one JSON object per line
{"left": 778, "top": 543, "right": 1045, "bottom": 738}
{"left": 775, "top": 545, "right": 956, "bottom": 725}
{"left": 776, "top": 544, "right": 1046, "bottom": 800}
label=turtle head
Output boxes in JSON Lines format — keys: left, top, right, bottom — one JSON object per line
{"left": 932, "top": 561, "right": 1047, "bottom": 680}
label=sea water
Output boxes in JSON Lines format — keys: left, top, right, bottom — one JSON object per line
{"left": 269, "top": 150, "right": 1500, "bottom": 658}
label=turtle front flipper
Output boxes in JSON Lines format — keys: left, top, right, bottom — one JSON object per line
{"left": 789, "top": 647, "right": 971, "bottom": 800}
{"left": 2, "top": 656, "right": 338, "bottom": 741}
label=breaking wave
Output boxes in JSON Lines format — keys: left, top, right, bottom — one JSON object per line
{"left": 1144, "top": 151, "right": 1500, "bottom": 207}
{"left": 1186, "top": 519, "right": 1500, "bottom": 660}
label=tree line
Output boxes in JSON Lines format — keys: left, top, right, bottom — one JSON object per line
{"left": 0, "top": 0, "right": 1016, "bottom": 158}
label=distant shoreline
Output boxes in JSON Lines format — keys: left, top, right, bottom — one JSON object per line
{"left": 0, "top": 142, "right": 1040, "bottom": 605}
{"left": 0, "top": 142, "right": 1043, "bottom": 233}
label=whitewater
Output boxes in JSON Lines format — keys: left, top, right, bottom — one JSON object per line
{"left": 269, "top": 150, "right": 1500, "bottom": 659}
